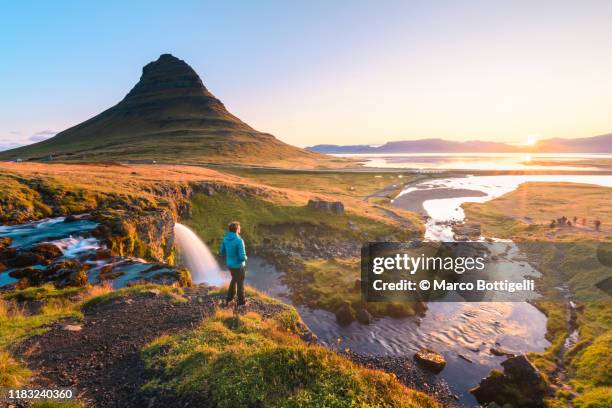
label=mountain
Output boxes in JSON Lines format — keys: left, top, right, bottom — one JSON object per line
{"left": 308, "top": 134, "right": 612, "bottom": 154}
{"left": 0, "top": 54, "right": 330, "bottom": 167}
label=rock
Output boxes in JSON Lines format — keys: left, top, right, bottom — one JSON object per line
{"left": 62, "top": 324, "right": 83, "bottom": 332}
{"left": 0, "top": 247, "right": 16, "bottom": 261}
{"left": 32, "top": 243, "right": 63, "bottom": 259}
{"left": 0, "top": 261, "right": 5, "bottom": 272}
{"left": 490, "top": 347, "right": 515, "bottom": 358}
{"left": 458, "top": 354, "right": 473, "bottom": 363}
{"left": 0, "top": 236, "right": 12, "bottom": 250}
{"left": 7, "top": 251, "right": 45, "bottom": 268}
{"left": 470, "top": 355, "right": 548, "bottom": 407}
{"left": 352, "top": 278, "right": 361, "bottom": 293}
{"left": 356, "top": 308, "right": 372, "bottom": 325}
{"left": 307, "top": 199, "right": 345, "bottom": 214}
{"left": 414, "top": 348, "right": 446, "bottom": 373}
{"left": 335, "top": 301, "right": 356, "bottom": 325}
{"left": 95, "top": 249, "right": 112, "bottom": 260}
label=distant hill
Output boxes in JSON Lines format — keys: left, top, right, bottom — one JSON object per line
{"left": 308, "top": 134, "right": 612, "bottom": 154}
{"left": 0, "top": 54, "right": 334, "bottom": 168}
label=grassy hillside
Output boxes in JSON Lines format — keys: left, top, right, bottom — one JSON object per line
{"left": 0, "top": 283, "right": 439, "bottom": 407}
{"left": 463, "top": 182, "right": 612, "bottom": 407}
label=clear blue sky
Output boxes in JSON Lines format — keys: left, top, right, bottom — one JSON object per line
{"left": 2, "top": 0, "right": 612, "bottom": 150}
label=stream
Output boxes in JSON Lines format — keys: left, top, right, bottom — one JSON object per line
{"left": 249, "top": 174, "right": 612, "bottom": 406}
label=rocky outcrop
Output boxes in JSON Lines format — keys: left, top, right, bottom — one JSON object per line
{"left": 307, "top": 200, "right": 345, "bottom": 214}
{"left": 92, "top": 208, "right": 175, "bottom": 264}
{"left": 470, "top": 355, "right": 548, "bottom": 407}
{"left": 414, "top": 348, "right": 446, "bottom": 373}
{"left": 335, "top": 301, "right": 356, "bottom": 325}
{"left": 10, "top": 260, "right": 90, "bottom": 288}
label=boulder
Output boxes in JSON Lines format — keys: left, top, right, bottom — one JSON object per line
{"left": 356, "top": 308, "right": 372, "bottom": 325}
{"left": 0, "top": 247, "right": 16, "bottom": 261}
{"left": 0, "top": 237, "right": 12, "bottom": 250}
{"left": 414, "top": 348, "right": 446, "bottom": 373}
{"left": 335, "top": 301, "right": 356, "bottom": 325}
{"left": 64, "top": 213, "right": 92, "bottom": 222}
{"left": 307, "top": 199, "right": 345, "bottom": 214}
{"left": 470, "top": 355, "right": 548, "bottom": 407}
{"left": 7, "top": 251, "right": 46, "bottom": 268}
{"left": 32, "top": 243, "right": 63, "bottom": 259}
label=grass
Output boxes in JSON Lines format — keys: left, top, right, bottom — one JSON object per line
{"left": 295, "top": 258, "right": 420, "bottom": 317}
{"left": 463, "top": 182, "right": 612, "bottom": 406}
{"left": 142, "top": 309, "right": 439, "bottom": 408}
{"left": 0, "top": 283, "right": 176, "bottom": 390}
{"left": 185, "top": 191, "right": 417, "bottom": 249}
{"left": 217, "top": 167, "right": 414, "bottom": 200}
{"left": 81, "top": 283, "right": 185, "bottom": 309}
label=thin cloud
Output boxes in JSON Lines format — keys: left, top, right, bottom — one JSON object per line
{"left": 29, "top": 130, "right": 57, "bottom": 142}
{"left": 0, "top": 142, "right": 23, "bottom": 152}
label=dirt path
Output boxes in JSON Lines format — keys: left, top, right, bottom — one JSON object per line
{"left": 13, "top": 287, "right": 287, "bottom": 408}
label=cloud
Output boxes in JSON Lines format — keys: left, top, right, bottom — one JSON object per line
{"left": 29, "top": 130, "right": 57, "bottom": 142}
{"left": 0, "top": 142, "right": 23, "bottom": 152}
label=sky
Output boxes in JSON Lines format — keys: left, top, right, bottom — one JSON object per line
{"left": 1, "top": 0, "right": 612, "bottom": 150}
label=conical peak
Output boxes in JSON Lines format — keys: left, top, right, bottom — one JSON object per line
{"left": 123, "top": 53, "right": 211, "bottom": 101}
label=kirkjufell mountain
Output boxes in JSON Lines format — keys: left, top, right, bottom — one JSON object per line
{"left": 0, "top": 54, "right": 330, "bottom": 167}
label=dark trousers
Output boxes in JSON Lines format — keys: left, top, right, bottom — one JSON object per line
{"left": 226, "top": 267, "right": 246, "bottom": 305}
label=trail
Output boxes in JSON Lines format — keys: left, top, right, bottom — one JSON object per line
{"left": 14, "top": 287, "right": 288, "bottom": 408}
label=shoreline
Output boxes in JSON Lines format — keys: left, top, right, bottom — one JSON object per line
{"left": 392, "top": 188, "right": 487, "bottom": 216}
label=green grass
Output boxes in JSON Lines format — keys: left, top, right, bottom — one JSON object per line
{"left": 185, "top": 191, "right": 415, "bottom": 249}
{"left": 2, "top": 284, "right": 87, "bottom": 302}
{"left": 142, "top": 309, "right": 439, "bottom": 408}
{"left": 217, "top": 168, "right": 414, "bottom": 200}
{"left": 296, "top": 259, "right": 419, "bottom": 317}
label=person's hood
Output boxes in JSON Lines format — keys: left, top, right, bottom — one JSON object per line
{"left": 223, "top": 231, "right": 240, "bottom": 241}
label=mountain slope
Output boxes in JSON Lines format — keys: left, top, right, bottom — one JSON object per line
{"left": 0, "top": 54, "right": 335, "bottom": 168}
{"left": 308, "top": 133, "right": 612, "bottom": 154}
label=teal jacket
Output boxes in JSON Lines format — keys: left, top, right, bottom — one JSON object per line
{"left": 219, "top": 231, "right": 247, "bottom": 268}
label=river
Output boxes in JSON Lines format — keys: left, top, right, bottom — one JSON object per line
{"left": 247, "top": 173, "right": 612, "bottom": 406}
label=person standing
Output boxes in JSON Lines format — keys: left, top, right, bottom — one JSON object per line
{"left": 220, "top": 221, "right": 247, "bottom": 306}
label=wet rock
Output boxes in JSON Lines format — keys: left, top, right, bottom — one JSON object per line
{"left": 453, "top": 222, "right": 481, "bottom": 240}
{"left": 470, "top": 355, "right": 548, "bottom": 407}
{"left": 307, "top": 199, "right": 344, "bottom": 214}
{"left": 0, "top": 236, "right": 11, "bottom": 250}
{"left": 458, "top": 354, "right": 473, "bottom": 363}
{"left": 32, "top": 242, "right": 63, "bottom": 259}
{"left": 356, "top": 308, "right": 373, "bottom": 325}
{"left": 414, "top": 348, "right": 446, "bottom": 373}
{"left": 7, "top": 251, "right": 46, "bottom": 268}
{"left": 335, "top": 301, "right": 356, "bottom": 325}
{"left": 95, "top": 249, "right": 112, "bottom": 260}
{"left": 64, "top": 213, "right": 92, "bottom": 222}
{"left": 0, "top": 247, "right": 16, "bottom": 261}
{"left": 490, "top": 347, "right": 516, "bottom": 358}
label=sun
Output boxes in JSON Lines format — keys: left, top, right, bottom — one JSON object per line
{"left": 526, "top": 135, "right": 538, "bottom": 145}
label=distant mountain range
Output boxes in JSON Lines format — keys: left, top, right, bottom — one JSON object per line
{"left": 307, "top": 133, "right": 612, "bottom": 154}
{"left": 0, "top": 54, "right": 332, "bottom": 168}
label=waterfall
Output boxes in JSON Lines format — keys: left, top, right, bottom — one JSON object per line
{"left": 174, "top": 223, "right": 228, "bottom": 286}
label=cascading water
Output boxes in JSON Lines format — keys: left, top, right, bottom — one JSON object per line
{"left": 173, "top": 223, "right": 228, "bottom": 286}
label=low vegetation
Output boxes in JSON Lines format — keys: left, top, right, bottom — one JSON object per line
{"left": 464, "top": 182, "right": 612, "bottom": 407}
{"left": 142, "top": 309, "right": 439, "bottom": 407}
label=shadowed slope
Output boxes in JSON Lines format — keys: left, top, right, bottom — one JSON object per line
{"left": 0, "top": 54, "right": 336, "bottom": 168}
